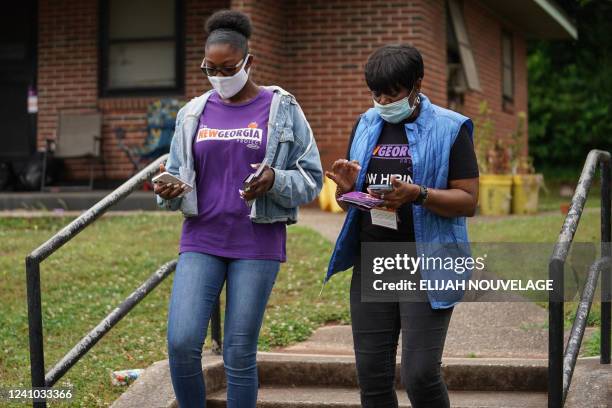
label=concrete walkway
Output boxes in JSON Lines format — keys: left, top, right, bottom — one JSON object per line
{"left": 289, "top": 208, "right": 594, "bottom": 359}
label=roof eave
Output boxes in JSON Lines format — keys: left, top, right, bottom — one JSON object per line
{"left": 533, "top": 0, "right": 578, "bottom": 39}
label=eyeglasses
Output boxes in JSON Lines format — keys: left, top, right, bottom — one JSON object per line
{"left": 200, "top": 57, "right": 245, "bottom": 77}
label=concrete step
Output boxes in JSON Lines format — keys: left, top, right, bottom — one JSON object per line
{"left": 111, "top": 352, "right": 609, "bottom": 408}
{"left": 255, "top": 353, "right": 547, "bottom": 392}
{"left": 207, "top": 386, "right": 547, "bottom": 408}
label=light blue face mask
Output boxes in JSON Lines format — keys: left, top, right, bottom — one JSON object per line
{"left": 373, "top": 90, "right": 420, "bottom": 124}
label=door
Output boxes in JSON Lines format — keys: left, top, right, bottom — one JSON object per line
{"left": 0, "top": 1, "right": 37, "bottom": 160}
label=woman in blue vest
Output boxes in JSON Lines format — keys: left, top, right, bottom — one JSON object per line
{"left": 326, "top": 45, "right": 479, "bottom": 408}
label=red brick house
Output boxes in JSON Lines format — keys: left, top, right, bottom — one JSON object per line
{"left": 1, "top": 0, "right": 576, "bottom": 186}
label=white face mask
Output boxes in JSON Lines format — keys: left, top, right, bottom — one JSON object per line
{"left": 207, "top": 55, "right": 251, "bottom": 99}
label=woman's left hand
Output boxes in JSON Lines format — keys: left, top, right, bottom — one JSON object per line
{"left": 241, "top": 165, "right": 275, "bottom": 201}
{"left": 372, "top": 176, "right": 420, "bottom": 209}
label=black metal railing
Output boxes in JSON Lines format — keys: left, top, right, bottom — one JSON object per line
{"left": 25, "top": 155, "right": 222, "bottom": 408}
{"left": 548, "top": 149, "right": 611, "bottom": 407}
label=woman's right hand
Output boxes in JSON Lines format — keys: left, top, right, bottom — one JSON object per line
{"left": 325, "top": 159, "right": 361, "bottom": 194}
{"left": 154, "top": 163, "right": 186, "bottom": 200}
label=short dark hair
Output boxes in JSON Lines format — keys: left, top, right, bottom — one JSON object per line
{"left": 205, "top": 10, "right": 252, "bottom": 54}
{"left": 364, "top": 45, "right": 424, "bottom": 95}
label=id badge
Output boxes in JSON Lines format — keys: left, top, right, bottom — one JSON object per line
{"left": 370, "top": 208, "right": 398, "bottom": 230}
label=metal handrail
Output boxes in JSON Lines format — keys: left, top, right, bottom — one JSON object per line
{"left": 562, "top": 257, "right": 611, "bottom": 400}
{"left": 25, "top": 155, "right": 221, "bottom": 408}
{"left": 548, "top": 149, "right": 611, "bottom": 407}
{"left": 44, "top": 260, "right": 177, "bottom": 387}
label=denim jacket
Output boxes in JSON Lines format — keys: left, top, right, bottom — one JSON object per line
{"left": 156, "top": 86, "right": 323, "bottom": 224}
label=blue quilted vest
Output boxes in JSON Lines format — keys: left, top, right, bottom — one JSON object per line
{"left": 325, "top": 94, "right": 474, "bottom": 309}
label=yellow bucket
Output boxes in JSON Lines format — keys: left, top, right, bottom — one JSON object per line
{"left": 511, "top": 174, "right": 543, "bottom": 214}
{"left": 319, "top": 178, "right": 344, "bottom": 213}
{"left": 478, "top": 174, "right": 513, "bottom": 215}
{"left": 318, "top": 178, "right": 331, "bottom": 211}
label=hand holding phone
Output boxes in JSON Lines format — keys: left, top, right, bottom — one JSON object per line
{"left": 240, "top": 161, "right": 274, "bottom": 204}
{"left": 153, "top": 164, "right": 193, "bottom": 199}
{"left": 242, "top": 162, "right": 267, "bottom": 192}
{"left": 367, "top": 184, "right": 394, "bottom": 196}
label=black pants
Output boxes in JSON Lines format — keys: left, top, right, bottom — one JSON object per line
{"left": 350, "top": 260, "right": 454, "bottom": 408}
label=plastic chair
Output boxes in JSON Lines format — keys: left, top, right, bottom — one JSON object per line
{"left": 41, "top": 112, "right": 103, "bottom": 190}
{"left": 115, "top": 98, "right": 184, "bottom": 175}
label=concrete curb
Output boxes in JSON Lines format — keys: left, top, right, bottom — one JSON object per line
{"left": 111, "top": 351, "right": 611, "bottom": 407}
{"left": 110, "top": 353, "right": 224, "bottom": 408}
{"left": 111, "top": 352, "right": 554, "bottom": 407}
{"left": 256, "top": 352, "right": 548, "bottom": 392}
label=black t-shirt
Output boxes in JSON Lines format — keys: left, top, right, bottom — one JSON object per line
{"left": 345, "top": 116, "right": 479, "bottom": 243}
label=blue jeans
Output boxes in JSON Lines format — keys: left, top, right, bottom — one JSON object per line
{"left": 167, "top": 252, "right": 280, "bottom": 408}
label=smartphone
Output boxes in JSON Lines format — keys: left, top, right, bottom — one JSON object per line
{"left": 368, "top": 184, "right": 394, "bottom": 194}
{"left": 242, "top": 161, "right": 268, "bottom": 192}
{"left": 152, "top": 172, "right": 193, "bottom": 196}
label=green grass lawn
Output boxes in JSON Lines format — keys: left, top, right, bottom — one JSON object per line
{"left": 0, "top": 208, "right": 607, "bottom": 406}
{"left": 469, "top": 209, "right": 601, "bottom": 242}
{"left": 536, "top": 164, "right": 603, "bottom": 213}
{"left": 468, "top": 209, "right": 606, "bottom": 357}
{"left": 538, "top": 178, "right": 601, "bottom": 212}
{"left": 0, "top": 214, "right": 347, "bottom": 407}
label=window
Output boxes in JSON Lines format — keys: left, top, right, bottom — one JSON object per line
{"left": 447, "top": 0, "right": 481, "bottom": 92}
{"left": 100, "top": 0, "right": 183, "bottom": 96}
{"left": 501, "top": 31, "right": 514, "bottom": 103}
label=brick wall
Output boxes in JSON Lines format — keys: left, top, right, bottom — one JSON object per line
{"left": 281, "top": 0, "right": 528, "bottom": 172}
{"left": 37, "top": 0, "right": 228, "bottom": 181}
{"left": 96, "top": 0, "right": 227, "bottom": 180}
{"left": 461, "top": 0, "right": 529, "bottom": 162}
{"left": 283, "top": 0, "right": 433, "bottom": 171}
{"left": 414, "top": 0, "right": 448, "bottom": 106}
{"left": 37, "top": 0, "right": 98, "bottom": 178}
{"left": 230, "top": 0, "right": 287, "bottom": 89}
{"left": 37, "top": 0, "right": 528, "bottom": 182}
